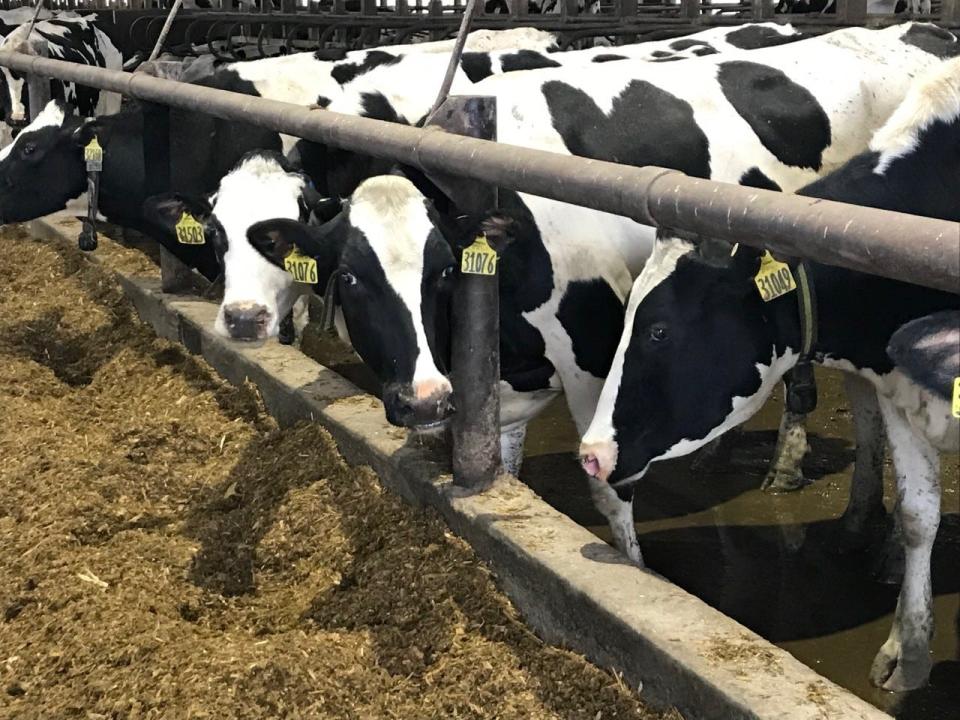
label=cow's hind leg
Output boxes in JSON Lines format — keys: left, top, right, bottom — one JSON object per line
{"left": 869, "top": 395, "right": 939, "bottom": 692}
{"left": 588, "top": 478, "right": 642, "bottom": 566}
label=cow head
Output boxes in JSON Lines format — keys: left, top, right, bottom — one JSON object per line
{"left": 0, "top": 100, "right": 96, "bottom": 225}
{"left": 247, "top": 174, "right": 460, "bottom": 430}
{"left": 143, "top": 151, "right": 320, "bottom": 340}
{"left": 578, "top": 234, "right": 799, "bottom": 488}
{"left": 0, "top": 24, "right": 49, "bottom": 130}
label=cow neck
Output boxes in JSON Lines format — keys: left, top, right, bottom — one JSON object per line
{"left": 756, "top": 263, "right": 819, "bottom": 366}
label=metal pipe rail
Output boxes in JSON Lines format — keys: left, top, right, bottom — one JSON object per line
{"left": 0, "top": 50, "right": 957, "bottom": 294}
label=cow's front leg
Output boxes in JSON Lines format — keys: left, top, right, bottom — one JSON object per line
{"left": 762, "top": 408, "right": 809, "bottom": 492}
{"left": 839, "top": 373, "right": 888, "bottom": 546}
{"left": 869, "top": 395, "right": 939, "bottom": 692}
{"left": 588, "top": 478, "right": 642, "bottom": 566}
{"left": 499, "top": 424, "right": 527, "bottom": 477}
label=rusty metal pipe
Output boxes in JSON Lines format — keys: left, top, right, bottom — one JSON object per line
{"left": 0, "top": 51, "right": 957, "bottom": 294}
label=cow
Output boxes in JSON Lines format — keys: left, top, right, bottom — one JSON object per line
{"left": 576, "top": 56, "right": 960, "bottom": 691}
{"left": 216, "top": 24, "right": 958, "bottom": 566}
{"left": 0, "top": 16, "right": 122, "bottom": 132}
{"left": 0, "top": 7, "right": 54, "bottom": 37}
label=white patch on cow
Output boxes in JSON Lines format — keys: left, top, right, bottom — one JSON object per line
{"left": 870, "top": 57, "right": 960, "bottom": 174}
{"left": 348, "top": 175, "right": 451, "bottom": 398}
{"left": 0, "top": 100, "right": 65, "bottom": 162}
{"left": 215, "top": 154, "right": 308, "bottom": 339}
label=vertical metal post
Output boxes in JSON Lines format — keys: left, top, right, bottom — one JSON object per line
{"left": 426, "top": 96, "right": 499, "bottom": 491}
{"left": 26, "top": 44, "right": 50, "bottom": 122}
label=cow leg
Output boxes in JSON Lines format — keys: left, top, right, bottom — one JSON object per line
{"left": 499, "top": 424, "right": 527, "bottom": 477}
{"left": 761, "top": 407, "right": 810, "bottom": 492}
{"left": 839, "top": 373, "right": 887, "bottom": 546}
{"left": 278, "top": 310, "right": 296, "bottom": 346}
{"left": 869, "top": 395, "right": 939, "bottom": 692}
{"left": 588, "top": 478, "right": 642, "bottom": 566}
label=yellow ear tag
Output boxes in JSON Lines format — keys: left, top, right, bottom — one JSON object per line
{"left": 284, "top": 248, "right": 318, "bottom": 284}
{"left": 754, "top": 251, "right": 797, "bottom": 302}
{"left": 175, "top": 212, "right": 205, "bottom": 245}
{"left": 84, "top": 137, "right": 103, "bottom": 172}
{"left": 952, "top": 377, "right": 960, "bottom": 419}
{"left": 461, "top": 234, "right": 497, "bottom": 276}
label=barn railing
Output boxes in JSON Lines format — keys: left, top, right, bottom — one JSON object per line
{"left": 0, "top": 50, "right": 957, "bottom": 488}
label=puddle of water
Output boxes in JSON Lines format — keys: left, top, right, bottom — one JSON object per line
{"left": 303, "top": 332, "right": 959, "bottom": 718}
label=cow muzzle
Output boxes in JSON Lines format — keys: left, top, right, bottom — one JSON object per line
{"left": 578, "top": 440, "right": 618, "bottom": 483}
{"left": 383, "top": 380, "right": 456, "bottom": 430}
{"left": 222, "top": 302, "right": 271, "bottom": 341}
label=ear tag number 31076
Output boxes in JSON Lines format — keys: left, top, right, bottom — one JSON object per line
{"left": 284, "top": 249, "right": 318, "bottom": 284}
{"left": 175, "top": 212, "right": 205, "bottom": 245}
{"left": 84, "top": 137, "right": 103, "bottom": 172}
{"left": 461, "top": 234, "right": 497, "bottom": 276}
{"left": 754, "top": 251, "right": 796, "bottom": 302}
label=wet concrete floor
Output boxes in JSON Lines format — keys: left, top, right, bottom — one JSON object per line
{"left": 304, "top": 330, "right": 959, "bottom": 719}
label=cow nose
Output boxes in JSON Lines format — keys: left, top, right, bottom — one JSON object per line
{"left": 222, "top": 303, "right": 270, "bottom": 341}
{"left": 384, "top": 383, "right": 456, "bottom": 429}
{"left": 578, "top": 440, "right": 618, "bottom": 483}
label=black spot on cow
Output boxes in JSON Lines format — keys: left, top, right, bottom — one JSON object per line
{"left": 718, "top": 61, "right": 831, "bottom": 171}
{"left": 313, "top": 47, "right": 349, "bottom": 61}
{"left": 651, "top": 50, "right": 674, "bottom": 58}
{"left": 693, "top": 46, "right": 718, "bottom": 56}
{"left": 330, "top": 50, "right": 402, "bottom": 85}
{"left": 500, "top": 50, "right": 562, "bottom": 73}
{"left": 739, "top": 167, "right": 782, "bottom": 191}
{"left": 315, "top": 95, "right": 332, "bottom": 108}
{"left": 592, "top": 53, "right": 627, "bottom": 63}
{"left": 726, "top": 25, "right": 805, "bottom": 50}
{"left": 359, "top": 91, "right": 405, "bottom": 124}
{"left": 557, "top": 278, "right": 625, "bottom": 378}
{"left": 668, "top": 38, "right": 709, "bottom": 51}
{"left": 901, "top": 24, "right": 960, "bottom": 59}
{"left": 543, "top": 79, "right": 711, "bottom": 178}
{"left": 460, "top": 52, "right": 494, "bottom": 83}
{"left": 651, "top": 56, "right": 684, "bottom": 63}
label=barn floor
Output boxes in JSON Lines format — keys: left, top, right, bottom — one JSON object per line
{"left": 0, "top": 226, "right": 676, "bottom": 720}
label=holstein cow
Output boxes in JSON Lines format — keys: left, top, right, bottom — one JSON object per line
{"left": 0, "top": 7, "right": 54, "bottom": 36}
{"left": 224, "top": 24, "right": 958, "bottom": 564}
{"left": 577, "top": 57, "right": 960, "bottom": 691}
{"left": 0, "top": 27, "right": 555, "bottom": 264}
{"left": 0, "top": 16, "right": 122, "bottom": 133}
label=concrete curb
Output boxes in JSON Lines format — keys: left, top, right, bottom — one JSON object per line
{"left": 30, "top": 216, "right": 891, "bottom": 720}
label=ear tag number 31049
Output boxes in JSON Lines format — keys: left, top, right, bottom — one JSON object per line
{"left": 754, "top": 251, "right": 796, "bottom": 302}
{"left": 284, "top": 249, "right": 318, "bottom": 284}
{"left": 175, "top": 212, "right": 205, "bottom": 245}
{"left": 84, "top": 137, "right": 103, "bottom": 172}
{"left": 461, "top": 234, "right": 497, "bottom": 276}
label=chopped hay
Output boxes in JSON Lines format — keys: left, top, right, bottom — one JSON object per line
{"left": 0, "top": 226, "right": 675, "bottom": 719}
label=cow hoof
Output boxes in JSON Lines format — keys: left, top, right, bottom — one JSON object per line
{"left": 761, "top": 467, "right": 809, "bottom": 493}
{"left": 78, "top": 231, "right": 98, "bottom": 252}
{"left": 870, "top": 647, "right": 931, "bottom": 692}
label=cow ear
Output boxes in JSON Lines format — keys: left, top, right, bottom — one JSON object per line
{"left": 71, "top": 118, "right": 104, "bottom": 148}
{"left": 142, "top": 193, "right": 213, "bottom": 234}
{"left": 246, "top": 218, "right": 327, "bottom": 269}
{"left": 479, "top": 213, "right": 517, "bottom": 255}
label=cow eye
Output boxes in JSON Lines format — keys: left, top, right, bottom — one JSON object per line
{"left": 21, "top": 142, "right": 37, "bottom": 157}
{"left": 649, "top": 323, "right": 668, "bottom": 342}
{"left": 440, "top": 265, "right": 455, "bottom": 280}
{"left": 341, "top": 271, "right": 358, "bottom": 287}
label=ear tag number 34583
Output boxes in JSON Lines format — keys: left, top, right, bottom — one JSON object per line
{"left": 175, "top": 212, "right": 205, "bottom": 245}
{"left": 754, "top": 251, "right": 796, "bottom": 302}
{"left": 284, "top": 249, "right": 318, "bottom": 284}
{"left": 461, "top": 234, "right": 497, "bottom": 276}
{"left": 84, "top": 137, "right": 103, "bottom": 172}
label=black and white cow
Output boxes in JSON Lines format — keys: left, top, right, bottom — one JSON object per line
{"left": 0, "top": 15, "right": 122, "bottom": 132}
{"left": 577, "top": 57, "right": 960, "bottom": 691}
{"left": 211, "top": 23, "right": 957, "bottom": 563}
{"left": 0, "top": 7, "right": 54, "bottom": 37}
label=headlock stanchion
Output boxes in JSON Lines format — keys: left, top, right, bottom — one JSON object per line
{"left": 428, "top": 95, "right": 500, "bottom": 490}
{"left": 1, "top": 51, "right": 957, "bottom": 296}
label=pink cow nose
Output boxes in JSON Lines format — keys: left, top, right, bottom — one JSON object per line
{"left": 578, "top": 441, "right": 617, "bottom": 482}
{"left": 581, "top": 454, "right": 601, "bottom": 478}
